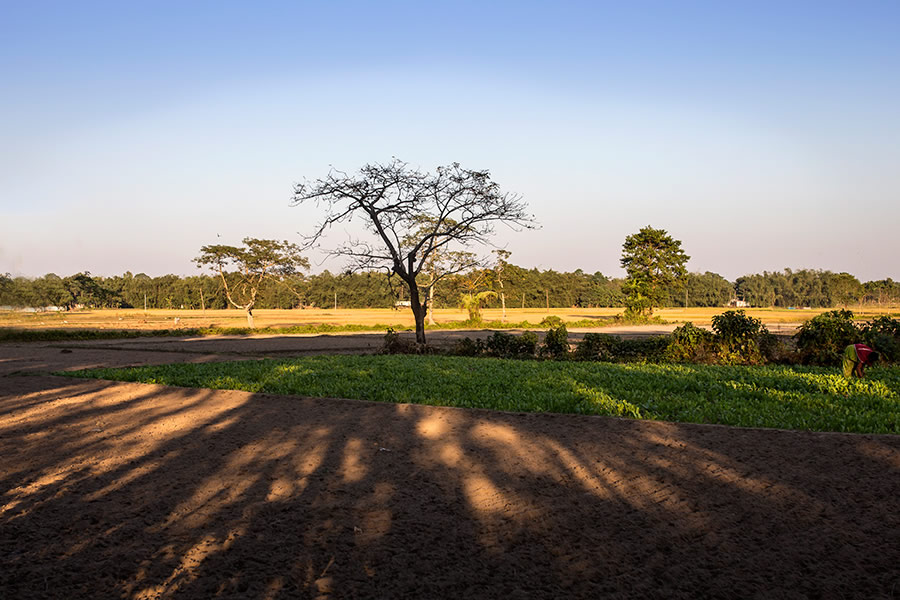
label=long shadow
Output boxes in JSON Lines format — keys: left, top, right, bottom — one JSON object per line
{"left": 396, "top": 405, "right": 900, "bottom": 598}
{"left": 2, "top": 363, "right": 899, "bottom": 598}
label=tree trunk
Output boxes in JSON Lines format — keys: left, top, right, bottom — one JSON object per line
{"left": 408, "top": 282, "right": 426, "bottom": 345}
{"left": 500, "top": 291, "right": 506, "bottom": 320}
{"left": 427, "top": 285, "right": 436, "bottom": 325}
{"left": 246, "top": 308, "right": 254, "bottom": 328}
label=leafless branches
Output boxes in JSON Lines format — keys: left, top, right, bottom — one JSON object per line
{"left": 291, "top": 159, "right": 535, "bottom": 343}
{"left": 292, "top": 159, "right": 533, "bottom": 281}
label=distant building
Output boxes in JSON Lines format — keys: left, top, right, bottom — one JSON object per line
{"left": 727, "top": 298, "right": 750, "bottom": 308}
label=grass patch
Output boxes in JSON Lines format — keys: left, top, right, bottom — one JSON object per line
{"left": 62, "top": 356, "right": 900, "bottom": 434}
{"left": 0, "top": 328, "right": 188, "bottom": 342}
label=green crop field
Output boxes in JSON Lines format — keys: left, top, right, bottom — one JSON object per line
{"left": 64, "top": 355, "right": 900, "bottom": 435}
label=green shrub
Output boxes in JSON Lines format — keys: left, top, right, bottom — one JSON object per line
{"left": 485, "top": 331, "right": 538, "bottom": 358}
{"left": 520, "top": 331, "right": 539, "bottom": 355}
{"left": 863, "top": 316, "right": 900, "bottom": 363}
{"left": 666, "top": 322, "right": 715, "bottom": 363}
{"left": 381, "top": 328, "right": 418, "bottom": 354}
{"left": 712, "top": 310, "right": 764, "bottom": 345}
{"left": 613, "top": 337, "right": 669, "bottom": 362}
{"left": 573, "top": 333, "right": 618, "bottom": 361}
{"left": 574, "top": 333, "right": 668, "bottom": 363}
{"left": 710, "top": 310, "right": 770, "bottom": 365}
{"left": 539, "top": 315, "right": 563, "bottom": 327}
{"left": 794, "top": 310, "right": 861, "bottom": 365}
{"left": 541, "top": 324, "right": 569, "bottom": 358}
{"left": 452, "top": 336, "right": 485, "bottom": 357}
{"left": 620, "top": 306, "right": 662, "bottom": 324}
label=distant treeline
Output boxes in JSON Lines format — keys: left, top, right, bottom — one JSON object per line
{"left": 1, "top": 267, "right": 898, "bottom": 310}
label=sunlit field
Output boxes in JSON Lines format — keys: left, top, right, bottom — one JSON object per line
{"left": 1, "top": 305, "right": 896, "bottom": 333}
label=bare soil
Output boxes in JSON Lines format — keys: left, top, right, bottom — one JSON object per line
{"left": 1, "top": 332, "right": 899, "bottom": 599}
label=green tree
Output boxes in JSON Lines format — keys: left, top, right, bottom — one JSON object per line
{"left": 457, "top": 268, "right": 497, "bottom": 323}
{"left": 0, "top": 273, "right": 15, "bottom": 306}
{"left": 492, "top": 249, "right": 513, "bottom": 319}
{"left": 735, "top": 273, "right": 776, "bottom": 307}
{"left": 671, "top": 272, "right": 734, "bottom": 307}
{"left": 292, "top": 159, "right": 534, "bottom": 345}
{"left": 460, "top": 290, "right": 498, "bottom": 323}
{"left": 32, "top": 274, "right": 71, "bottom": 308}
{"left": 63, "top": 272, "right": 107, "bottom": 308}
{"left": 824, "top": 272, "right": 863, "bottom": 306}
{"left": 194, "top": 238, "right": 309, "bottom": 327}
{"left": 620, "top": 226, "right": 689, "bottom": 317}
{"left": 864, "top": 278, "right": 900, "bottom": 305}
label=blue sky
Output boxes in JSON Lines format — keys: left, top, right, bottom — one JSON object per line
{"left": 2, "top": 0, "right": 899, "bottom": 281}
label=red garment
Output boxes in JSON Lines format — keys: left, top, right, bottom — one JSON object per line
{"left": 855, "top": 343, "right": 874, "bottom": 363}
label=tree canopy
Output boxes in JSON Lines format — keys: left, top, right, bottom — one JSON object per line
{"left": 194, "top": 238, "right": 309, "bottom": 327}
{"left": 292, "top": 159, "right": 535, "bottom": 344}
{"left": 621, "top": 226, "right": 689, "bottom": 317}
{"left": 2, "top": 267, "right": 896, "bottom": 313}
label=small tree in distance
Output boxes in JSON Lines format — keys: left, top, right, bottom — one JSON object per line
{"left": 621, "top": 225, "right": 689, "bottom": 318}
{"left": 492, "top": 249, "right": 512, "bottom": 320}
{"left": 457, "top": 267, "right": 496, "bottom": 323}
{"left": 194, "top": 238, "right": 309, "bottom": 327}
{"left": 401, "top": 216, "right": 477, "bottom": 326}
{"left": 292, "top": 159, "right": 535, "bottom": 345}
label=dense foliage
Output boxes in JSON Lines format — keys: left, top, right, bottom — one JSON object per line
{"left": 1, "top": 268, "right": 898, "bottom": 312}
{"left": 795, "top": 310, "right": 900, "bottom": 365}
{"left": 194, "top": 238, "right": 309, "bottom": 326}
{"left": 540, "top": 324, "right": 570, "bottom": 358}
{"left": 863, "top": 316, "right": 900, "bottom": 364}
{"left": 621, "top": 226, "right": 690, "bottom": 317}
{"left": 664, "top": 323, "right": 716, "bottom": 363}
{"left": 662, "top": 312, "right": 787, "bottom": 365}
{"left": 665, "top": 271, "right": 735, "bottom": 307}
{"left": 735, "top": 269, "right": 900, "bottom": 308}
{"left": 64, "top": 356, "right": 900, "bottom": 434}
{"left": 446, "top": 310, "right": 898, "bottom": 368}
{"left": 573, "top": 333, "right": 670, "bottom": 363}
{"left": 794, "top": 310, "right": 862, "bottom": 365}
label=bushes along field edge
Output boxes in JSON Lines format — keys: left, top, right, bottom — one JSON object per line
{"left": 439, "top": 310, "right": 900, "bottom": 367}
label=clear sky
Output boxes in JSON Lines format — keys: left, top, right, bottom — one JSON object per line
{"left": 2, "top": 0, "right": 899, "bottom": 282}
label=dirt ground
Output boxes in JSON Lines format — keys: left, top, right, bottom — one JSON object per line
{"left": 1, "top": 331, "right": 899, "bottom": 599}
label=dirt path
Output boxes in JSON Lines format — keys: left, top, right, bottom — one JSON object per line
{"left": 1, "top": 334, "right": 898, "bottom": 599}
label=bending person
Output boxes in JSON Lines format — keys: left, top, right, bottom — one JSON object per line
{"left": 842, "top": 343, "right": 879, "bottom": 378}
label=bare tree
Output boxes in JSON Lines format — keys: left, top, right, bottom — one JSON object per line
{"left": 292, "top": 159, "right": 534, "bottom": 345}
{"left": 194, "top": 238, "right": 309, "bottom": 327}
{"left": 492, "top": 249, "right": 512, "bottom": 320}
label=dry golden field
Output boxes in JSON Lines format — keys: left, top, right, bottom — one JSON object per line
{"left": 0, "top": 305, "right": 896, "bottom": 331}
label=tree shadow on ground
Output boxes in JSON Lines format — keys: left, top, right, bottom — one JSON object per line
{"left": 2, "top": 370, "right": 899, "bottom": 599}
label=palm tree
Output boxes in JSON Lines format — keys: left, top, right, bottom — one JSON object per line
{"left": 459, "top": 290, "right": 497, "bottom": 323}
